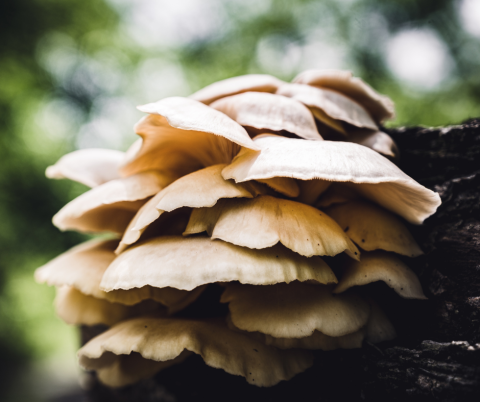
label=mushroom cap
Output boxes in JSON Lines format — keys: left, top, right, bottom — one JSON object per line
{"left": 296, "top": 179, "right": 331, "bottom": 205}
{"left": 333, "top": 250, "right": 427, "bottom": 299}
{"left": 226, "top": 315, "right": 365, "bottom": 351}
{"left": 292, "top": 69, "right": 395, "bottom": 122}
{"left": 121, "top": 97, "right": 259, "bottom": 177}
{"left": 46, "top": 148, "right": 125, "bottom": 187}
{"left": 36, "top": 239, "right": 205, "bottom": 312}
{"left": 78, "top": 317, "right": 313, "bottom": 387}
{"left": 277, "top": 83, "right": 378, "bottom": 131}
{"left": 52, "top": 171, "right": 176, "bottom": 234}
{"left": 85, "top": 350, "right": 192, "bottom": 388}
{"left": 101, "top": 236, "right": 338, "bottom": 292}
{"left": 210, "top": 92, "right": 322, "bottom": 141}
{"left": 189, "top": 74, "right": 284, "bottom": 105}
{"left": 117, "top": 164, "right": 267, "bottom": 252}
{"left": 35, "top": 239, "right": 117, "bottom": 299}
{"left": 221, "top": 282, "right": 370, "bottom": 338}
{"left": 365, "top": 299, "right": 397, "bottom": 343}
{"left": 347, "top": 129, "right": 399, "bottom": 160}
{"left": 184, "top": 195, "right": 360, "bottom": 259}
{"left": 222, "top": 135, "right": 441, "bottom": 224}
{"left": 325, "top": 200, "right": 423, "bottom": 257}
{"left": 315, "top": 183, "right": 360, "bottom": 208}
{"left": 54, "top": 286, "right": 161, "bottom": 326}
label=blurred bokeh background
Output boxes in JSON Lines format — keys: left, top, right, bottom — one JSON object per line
{"left": 0, "top": 0, "right": 479, "bottom": 400}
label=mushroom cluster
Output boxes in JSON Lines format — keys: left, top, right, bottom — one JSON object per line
{"left": 35, "top": 70, "right": 441, "bottom": 388}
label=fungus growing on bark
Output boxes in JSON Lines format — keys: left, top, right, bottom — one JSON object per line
{"left": 36, "top": 69, "right": 440, "bottom": 388}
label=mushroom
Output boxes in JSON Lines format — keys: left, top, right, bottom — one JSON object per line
{"left": 325, "top": 200, "right": 423, "bottom": 257}
{"left": 120, "top": 97, "right": 259, "bottom": 178}
{"left": 101, "top": 236, "right": 338, "bottom": 293}
{"left": 210, "top": 92, "right": 323, "bottom": 141}
{"left": 226, "top": 313, "right": 367, "bottom": 350}
{"left": 189, "top": 74, "right": 284, "bottom": 105}
{"left": 222, "top": 134, "right": 441, "bottom": 224}
{"left": 36, "top": 69, "right": 439, "bottom": 388}
{"left": 333, "top": 251, "right": 427, "bottom": 300}
{"left": 35, "top": 239, "right": 206, "bottom": 316}
{"left": 116, "top": 164, "right": 268, "bottom": 252}
{"left": 54, "top": 286, "right": 162, "bottom": 326}
{"left": 78, "top": 317, "right": 313, "bottom": 387}
{"left": 292, "top": 69, "right": 395, "bottom": 123}
{"left": 276, "top": 83, "right": 378, "bottom": 132}
{"left": 52, "top": 170, "right": 177, "bottom": 234}
{"left": 184, "top": 195, "right": 360, "bottom": 259}
{"left": 46, "top": 148, "right": 125, "bottom": 188}
{"left": 221, "top": 282, "right": 370, "bottom": 338}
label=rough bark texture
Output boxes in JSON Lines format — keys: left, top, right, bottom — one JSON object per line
{"left": 81, "top": 120, "right": 480, "bottom": 402}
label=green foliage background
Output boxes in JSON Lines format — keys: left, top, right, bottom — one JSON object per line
{"left": 0, "top": 0, "right": 478, "bottom": 399}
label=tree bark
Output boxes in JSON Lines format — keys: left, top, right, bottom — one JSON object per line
{"left": 82, "top": 120, "right": 480, "bottom": 402}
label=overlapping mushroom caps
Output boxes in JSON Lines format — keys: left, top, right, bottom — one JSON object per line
{"left": 36, "top": 69, "right": 440, "bottom": 388}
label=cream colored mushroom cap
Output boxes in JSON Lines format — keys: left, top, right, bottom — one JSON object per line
{"left": 365, "top": 300, "right": 397, "bottom": 343}
{"left": 52, "top": 171, "right": 176, "bottom": 234}
{"left": 226, "top": 315, "right": 366, "bottom": 351}
{"left": 189, "top": 74, "right": 284, "bottom": 105}
{"left": 210, "top": 92, "right": 323, "bottom": 141}
{"left": 54, "top": 286, "right": 161, "bottom": 326}
{"left": 121, "top": 97, "right": 259, "bottom": 177}
{"left": 222, "top": 282, "right": 370, "bottom": 338}
{"left": 36, "top": 239, "right": 205, "bottom": 312}
{"left": 277, "top": 83, "right": 378, "bottom": 131}
{"left": 35, "top": 239, "right": 117, "bottom": 299}
{"left": 334, "top": 250, "right": 427, "bottom": 299}
{"left": 292, "top": 69, "right": 395, "bottom": 122}
{"left": 78, "top": 317, "right": 313, "bottom": 387}
{"left": 117, "top": 164, "right": 266, "bottom": 252}
{"left": 46, "top": 148, "right": 124, "bottom": 187}
{"left": 84, "top": 350, "right": 192, "bottom": 388}
{"left": 348, "top": 129, "right": 399, "bottom": 160}
{"left": 222, "top": 135, "right": 441, "bottom": 224}
{"left": 325, "top": 200, "right": 423, "bottom": 257}
{"left": 101, "top": 236, "right": 338, "bottom": 292}
{"left": 184, "top": 195, "right": 360, "bottom": 259}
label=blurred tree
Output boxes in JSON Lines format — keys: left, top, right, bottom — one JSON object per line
{"left": 0, "top": 0, "right": 478, "bottom": 399}
{"left": 0, "top": 0, "right": 118, "bottom": 398}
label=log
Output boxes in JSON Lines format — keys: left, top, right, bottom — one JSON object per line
{"left": 81, "top": 120, "right": 480, "bottom": 402}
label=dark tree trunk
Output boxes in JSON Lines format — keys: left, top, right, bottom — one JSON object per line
{"left": 82, "top": 120, "right": 480, "bottom": 402}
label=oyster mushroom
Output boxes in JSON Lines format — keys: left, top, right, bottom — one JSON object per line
{"left": 36, "top": 70, "right": 439, "bottom": 388}
{"left": 46, "top": 148, "right": 125, "bottom": 188}
{"left": 78, "top": 317, "right": 313, "bottom": 388}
